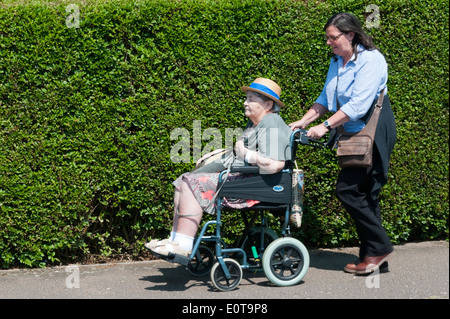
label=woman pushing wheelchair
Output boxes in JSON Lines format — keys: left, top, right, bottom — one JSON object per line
{"left": 145, "top": 78, "right": 293, "bottom": 258}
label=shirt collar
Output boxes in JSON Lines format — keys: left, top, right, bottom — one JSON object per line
{"left": 337, "top": 44, "right": 364, "bottom": 67}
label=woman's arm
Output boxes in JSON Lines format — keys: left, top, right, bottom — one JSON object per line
{"left": 307, "top": 109, "right": 350, "bottom": 140}
{"left": 235, "top": 140, "right": 285, "bottom": 174}
{"left": 289, "top": 103, "right": 350, "bottom": 139}
{"left": 289, "top": 103, "right": 329, "bottom": 130}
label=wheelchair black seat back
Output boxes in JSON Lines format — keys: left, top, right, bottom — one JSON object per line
{"left": 218, "top": 171, "right": 292, "bottom": 204}
{"left": 149, "top": 129, "right": 324, "bottom": 291}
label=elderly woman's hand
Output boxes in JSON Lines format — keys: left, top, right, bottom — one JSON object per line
{"left": 234, "top": 139, "right": 246, "bottom": 160}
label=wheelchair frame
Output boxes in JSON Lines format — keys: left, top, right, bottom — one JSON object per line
{"left": 150, "top": 129, "right": 324, "bottom": 291}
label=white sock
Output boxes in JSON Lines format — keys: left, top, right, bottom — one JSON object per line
{"left": 173, "top": 233, "right": 194, "bottom": 251}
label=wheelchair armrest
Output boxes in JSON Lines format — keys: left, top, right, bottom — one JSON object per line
{"left": 229, "top": 165, "right": 260, "bottom": 174}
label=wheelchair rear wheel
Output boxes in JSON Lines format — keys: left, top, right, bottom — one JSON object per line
{"left": 210, "top": 258, "right": 243, "bottom": 291}
{"left": 240, "top": 227, "right": 278, "bottom": 267}
{"left": 187, "top": 245, "right": 215, "bottom": 276}
{"left": 262, "top": 237, "right": 309, "bottom": 287}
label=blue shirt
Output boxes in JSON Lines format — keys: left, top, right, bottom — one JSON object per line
{"left": 315, "top": 45, "right": 388, "bottom": 132}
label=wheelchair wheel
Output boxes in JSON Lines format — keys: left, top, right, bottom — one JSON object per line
{"left": 210, "top": 258, "right": 243, "bottom": 291}
{"left": 187, "top": 245, "right": 215, "bottom": 276}
{"left": 262, "top": 237, "right": 309, "bottom": 287}
{"left": 240, "top": 227, "right": 278, "bottom": 267}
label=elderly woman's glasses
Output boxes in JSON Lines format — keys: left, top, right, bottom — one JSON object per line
{"left": 324, "top": 33, "right": 344, "bottom": 42}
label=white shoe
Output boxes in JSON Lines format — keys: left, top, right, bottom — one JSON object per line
{"left": 145, "top": 238, "right": 171, "bottom": 250}
{"left": 152, "top": 241, "right": 191, "bottom": 257}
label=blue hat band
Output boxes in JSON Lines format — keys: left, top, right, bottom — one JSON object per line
{"left": 249, "top": 82, "right": 280, "bottom": 100}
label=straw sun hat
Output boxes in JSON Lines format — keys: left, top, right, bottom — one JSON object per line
{"left": 241, "top": 78, "right": 285, "bottom": 108}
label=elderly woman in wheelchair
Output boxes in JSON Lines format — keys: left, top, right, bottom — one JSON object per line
{"left": 146, "top": 78, "right": 311, "bottom": 290}
{"left": 146, "top": 78, "right": 292, "bottom": 256}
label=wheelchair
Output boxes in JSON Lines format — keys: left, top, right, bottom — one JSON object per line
{"left": 149, "top": 129, "right": 324, "bottom": 291}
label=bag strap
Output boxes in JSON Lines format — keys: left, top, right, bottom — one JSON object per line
{"left": 360, "top": 88, "right": 385, "bottom": 134}
{"left": 336, "top": 88, "right": 385, "bottom": 136}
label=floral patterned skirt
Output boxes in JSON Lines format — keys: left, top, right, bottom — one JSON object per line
{"left": 173, "top": 171, "right": 260, "bottom": 215}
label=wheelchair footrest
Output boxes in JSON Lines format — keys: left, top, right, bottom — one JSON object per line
{"left": 150, "top": 250, "right": 190, "bottom": 267}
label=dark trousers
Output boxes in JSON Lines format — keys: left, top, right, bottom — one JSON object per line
{"left": 335, "top": 148, "right": 393, "bottom": 259}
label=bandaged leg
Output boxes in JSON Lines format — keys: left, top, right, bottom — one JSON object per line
{"left": 173, "top": 179, "right": 204, "bottom": 237}
{"left": 147, "top": 179, "right": 203, "bottom": 256}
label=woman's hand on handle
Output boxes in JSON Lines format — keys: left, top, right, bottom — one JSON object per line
{"left": 306, "top": 123, "right": 329, "bottom": 140}
{"left": 289, "top": 120, "right": 306, "bottom": 131}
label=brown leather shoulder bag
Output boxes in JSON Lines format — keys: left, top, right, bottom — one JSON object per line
{"left": 336, "top": 89, "right": 385, "bottom": 168}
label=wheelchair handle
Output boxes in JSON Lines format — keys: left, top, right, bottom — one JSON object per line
{"left": 292, "top": 129, "right": 327, "bottom": 148}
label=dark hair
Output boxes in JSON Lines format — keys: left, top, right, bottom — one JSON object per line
{"left": 325, "top": 12, "right": 378, "bottom": 61}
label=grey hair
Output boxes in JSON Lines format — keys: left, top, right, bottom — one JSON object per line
{"left": 254, "top": 92, "right": 281, "bottom": 114}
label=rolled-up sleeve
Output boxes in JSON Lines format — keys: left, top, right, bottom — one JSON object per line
{"left": 315, "top": 60, "right": 335, "bottom": 109}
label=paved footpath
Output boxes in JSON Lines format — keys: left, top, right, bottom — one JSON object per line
{"left": 1, "top": 241, "right": 448, "bottom": 301}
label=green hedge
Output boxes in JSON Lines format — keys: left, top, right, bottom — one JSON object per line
{"left": 0, "top": 0, "right": 448, "bottom": 268}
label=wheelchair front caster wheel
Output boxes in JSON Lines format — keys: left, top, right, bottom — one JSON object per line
{"left": 210, "top": 258, "right": 243, "bottom": 291}
{"left": 262, "top": 237, "right": 309, "bottom": 287}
